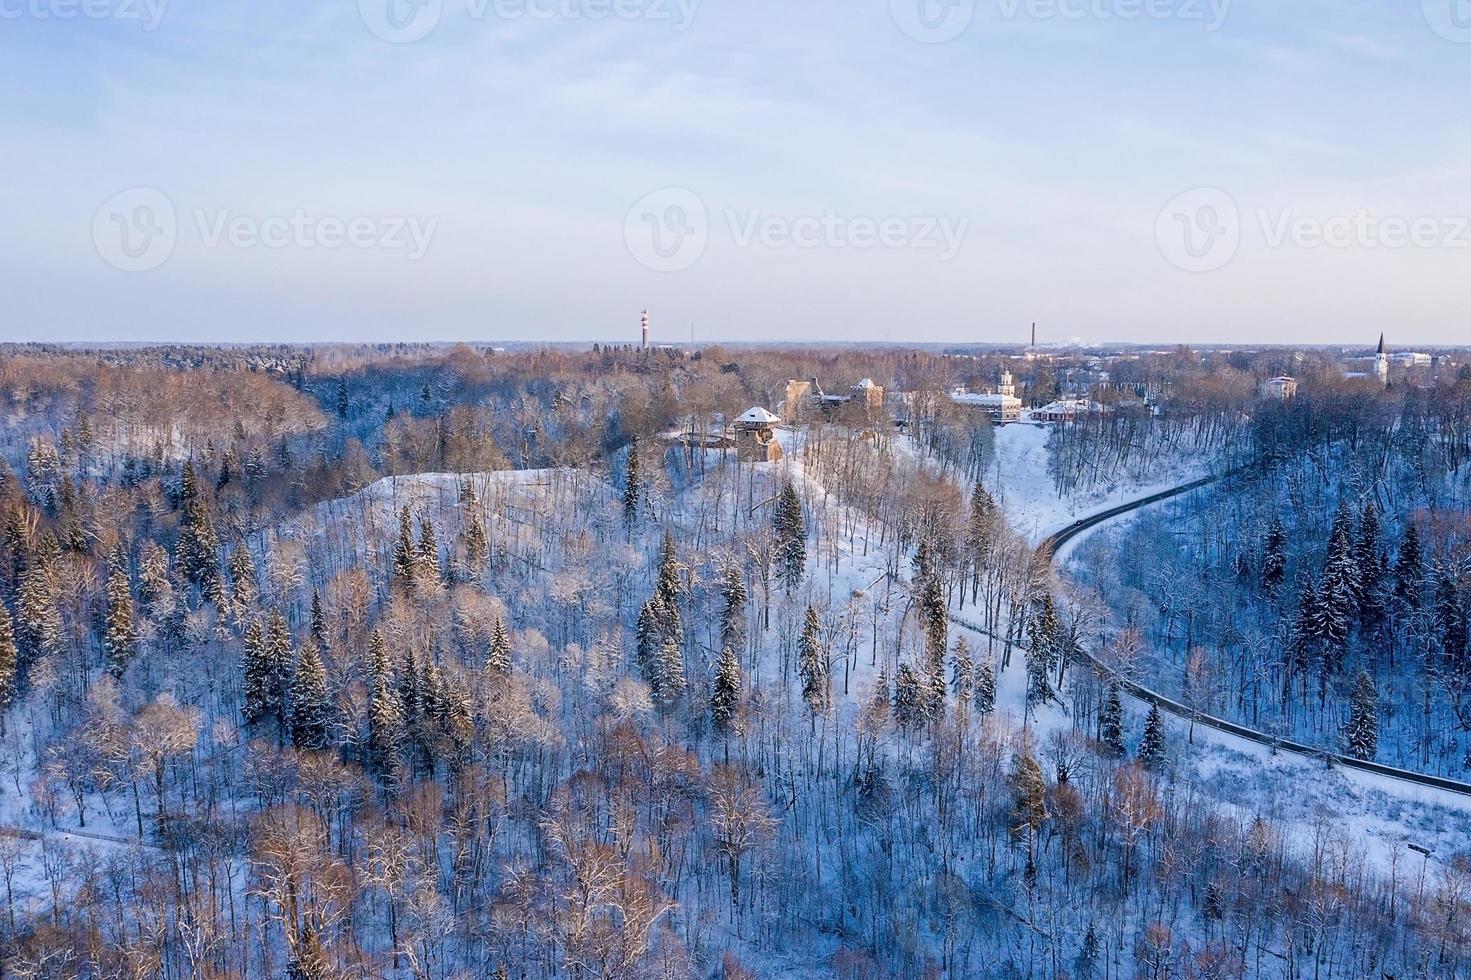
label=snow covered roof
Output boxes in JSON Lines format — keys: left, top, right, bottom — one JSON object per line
{"left": 734, "top": 406, "right": 781, "bottom": 425}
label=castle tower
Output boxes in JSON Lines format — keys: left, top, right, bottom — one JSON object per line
{"left": 641, "top": 309, "right": 650, "bottom": 350}
{"left": 1375, "top": 333, "right": 1389, "bottom": 387}
{"left": 998, "top": 369, "right": 1015, "bottom": 399}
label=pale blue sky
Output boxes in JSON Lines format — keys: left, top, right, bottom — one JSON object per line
{"left": 3, "top": 0, "right": 1469, "bottom": 345}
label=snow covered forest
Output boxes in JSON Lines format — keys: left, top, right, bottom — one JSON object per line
{"left": 0, "top": 342, "right": 1468, "bottom": 979}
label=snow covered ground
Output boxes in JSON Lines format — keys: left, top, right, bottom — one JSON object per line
{"left": 1042, "top": 479, "right": 1471, "bottom": 880}
{"left": 983, "top": 422, "right": 1215, "bottom": 545}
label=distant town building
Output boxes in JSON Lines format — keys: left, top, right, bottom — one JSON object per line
{"left": 785, "top": 377, "right": 886, "bottom": 422}
{"left": 1262, "top": 376, "right": 1299, "bottom": 400}
{"left": 641, "top": 309, "right": 651, "bottom": 350}
{"left": 732, "top": 406, "right": 783, "bottom": 462}
{"left": 950, "top": 369, "right": 1023, "bottom": 423}
{"left": 1375, "top": 334, "right": 1389, "bottom": 388}
{"left": 1034, "top": 398, "right": 1102, "bottom": 423}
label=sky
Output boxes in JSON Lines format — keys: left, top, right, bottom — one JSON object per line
{"left": 2, "top": 0, "right": 1470, "bottom": 346}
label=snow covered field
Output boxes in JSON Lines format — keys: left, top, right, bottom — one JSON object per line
{"left": 983, "top": 422, "right": 1215, "bottom": 545}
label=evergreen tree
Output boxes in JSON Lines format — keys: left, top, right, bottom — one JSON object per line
{"left": 241, "top": 618, "right": 272, "bottom": 725}
{"left": 1343, "top": 670, "right": 1379, "bottom": 761}
{"left": 918, "top": 571, "right": 949, "bottom": 718}
{"left": 291, "top": 638, "right": 333, "bottom": 750}
{"left": 1319, "top": 510, "right": 1358, "bottom": 656}
{"left": 892, "top": 663, "right": 924, "bottom": 732}
{"left": 1395, "top": 521, "right": 1424, "bottom": 611}
{"left": 1434, "top": 567, "right": 1468, "bottom": 670}
{"left": 417, "top": 514, "right": 441, "bottom": 582}
{"left": 176, "top": 469, "right": 221, "bottom": 592}
{"left": 486, "top": 617, "right": 512, "bottom": 676}
{"left": 654, "top": 634, "right": 686, "bottom": 707}
{"left": 623, "top": 436, "right": 642, "bottom": 525}
{"left": 797, "top": 606, "right": 829, "bottom": 722}
{"left": 1355, "top": 502, "right": 1384, "bottom": 623}
{"left": 228, "top": 542, "right": 259, "bottom": 620}
{"left": 391, "top": 506, "right": 418, "bottom": 587}
{"left": 243, "top": 611, "right": 292, "bottom": 732}
{"left": 103, "top": 547, "right": 137, "bottom": 678}
{"left": 655, "top": 531, "right": 682, "bottom": 612}
{"left": 720, "top": 562, "right": 748, "bottom": 659}
{"left": 773, "top": 482, "right": 807, "bottom": 593}
{"left": 1261, "top": 517, "right": 1287, "bottom": 594}
{"left": 137, "top": 541, "right": 174, "bottom": 620}
{"left": 1076, "top": 923, "right": 1101, "bottom": 980}
{"left": 461, "top": 512, "right": 488, "bottom": 579}
{"left": 1099, "top": 682, "right": 1125, "bottom": 757}
{"left": 0, "top": 605, "right": 17, "bottom": 720}
{"left": 635, "top": 598, "right": 663, "bottom": 689}
{"left": 1292, "top": 578, "right": 1323, "bottom": 674}
{"left": 368, "top": 660, "right": 405, "bottom": 775}
{"left": 1139, "top": 703, "right": 1167, "bottom": 770}
{"left": 950, "top": 637, "right": 974, "bottom": 702}
{"left": 15, "top": 537, "right": 62, "bottom": 673}
{"left": 974, "top": 658, "right": 997, "bottom": 717}
{"left": 309, "top": 590, "right": 329, "bottom": 653}
{"left": 712, "top": 644, "right": 743, "bottom": 736}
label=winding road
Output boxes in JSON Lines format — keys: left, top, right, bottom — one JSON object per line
{"left": 1036, "top": 472, "right": 1471, "bottom": 799}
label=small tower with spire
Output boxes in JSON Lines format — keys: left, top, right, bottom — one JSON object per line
{"left": 641, "top": 309, "right": 650, "bottom": 350}
{"left": 1375, "top": 333, "right": 1389, "bottom": 388}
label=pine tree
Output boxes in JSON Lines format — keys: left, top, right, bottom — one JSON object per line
{"left": 1139, "top": 703, "right": 1167, "bottom": 770}
{"left": 720, "top": 563, "right": 747, "bottom": 659}
{"left": 623, "top": 436, "right": 642, "bottom": 525}
{"left": 15, "top": 538, "right": 62, "bottom": 673}
{"left": 893, "top": 663, "right": 923, "bottom": 732}
{"left": 1319, "top": 507, "right": 1358, "bottom": 656}
{"left": 228, "top": 542, "right": 259, "bottom": 619}
{"left": 654, "top": 634, "right": 686, "bottom": 706}
{"left": 1434, "top": 567, "right": 1468, "bottom": 670}
{"left": 773, "top": 482, "right": 807, "bottom": 594}
{"left": 1261, "top": 517, "right": 1287, "bottom": 594}
{"left": 137, "top": 541, "right": 174, "bottom": 620}
{"left": 0, "top": 605, "right": 17, "bottom": 719}
{"left": 950, "top": 637, "right": 974, "bottom": 702}
{"left": 462, "top": 512, "right": 488, "bottom": 579}
{"left": 712, "top": 644, "right": 742, "bottom": 735}
{"left": 1076, "top": 923, "right": 1101, "bottom": 980}
{"left": 486, "top": 617, "right": 512, "bottom": 676}
{"left": 244, "top": 611, "right": 293, "bottom": 732}
{"left": 655, "top": 532, "right": 682, "bottom": 612}
{"left": 241, "top": 618, "right": 272, "bottom": 725}
{"left": 291, "top": 639, "right": 333, "bottom": 750}
{"left": 417, "top": 514, "right": 441, "bottom": 583}
{"left": 1395, "top": 522, "right": 1424, "bottom": 611}
{"left": 1099, "top": 682, "right": 1126, "bottom": 757}
{"left": 636, "top": 599, "right": 663, "bottom": 690}
{"left": 391, "top": 506, "right": 418, "bottom": 587}
{"left": 919, "top": 569, "right": 948, "bottom": 718}
{"left": 309, "top": 590, "right": 329, "bottom": 653}
{"left": 176, "top": 468, "right": 221, "bottom": 592}
{"left": 797, "top": 606, "right": 828, "bottom": 721}
{"left": 974, "top": 658, "right": 997, "bottom": 717}
{"left": 369, "top": 660, "right": 405, "bottom": 775}
{"left": 103, "top": 548, "right": 136, "bottom": 678}
{"left": 1343, "top": 670, "right": 1379, "bottom": 761}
